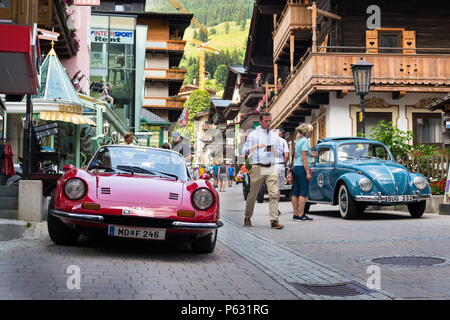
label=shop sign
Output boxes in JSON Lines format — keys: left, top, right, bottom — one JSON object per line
{"left": 91, "top": 29, "right": 134, "bottom": 44}
{"left": 74, "top": 0, "right": 101, "bottom": 5}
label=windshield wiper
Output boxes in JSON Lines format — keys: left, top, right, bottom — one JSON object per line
{"left": 115, "top": 165, "right": 153, "bottom": 175}
{"left": 116, "top": 165, "right": 178, "bottom": 180}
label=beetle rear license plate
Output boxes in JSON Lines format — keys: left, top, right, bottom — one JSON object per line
{"left": 386, "top": 195, "right": 417, "bottom": 202}
{"left": 108, "top": 225, "right": 166, "bottom": 240}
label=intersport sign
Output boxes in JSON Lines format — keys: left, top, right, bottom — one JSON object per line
{"left": 91, "top": 29, "right": 134, "bottom": 44}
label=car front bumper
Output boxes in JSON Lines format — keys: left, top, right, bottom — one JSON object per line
{"left": 354, "top": 194, "right": 432, "bottom": 203}
{"left": 50, "top": 209, "right": 224, "bottom": 231}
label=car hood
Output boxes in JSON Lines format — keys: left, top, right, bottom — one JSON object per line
{"left": 342, "top": 160, "right": 410, "bottom": 195}
{"left": 95, "top": 174, "right": 184, "bottom": 206}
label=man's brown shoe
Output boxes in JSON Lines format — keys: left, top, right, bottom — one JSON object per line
{"left": 271, "top": 221, "right": 284, "bottom": 229}
{"left": 244, "top": 218, "right": 252, "bottom": 227}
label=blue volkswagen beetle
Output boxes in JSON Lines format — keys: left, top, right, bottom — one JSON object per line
{"left": 307, "top": 137, "right": 431, "bottom": 219}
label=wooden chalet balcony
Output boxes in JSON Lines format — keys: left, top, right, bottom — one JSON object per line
{"left": 144, "top": 68, "right": 187, "bottom": 82}
{"left": 143, "top": 97, "right": 187, "bottom": 109}
{"left": 146, "top": 40, "right": 187, "bottom": 52}
{"left": 269, "top": 51, "right": 450, "bottom": 127}
{"left": 273, "top": 1, "right": 312, "bottom": 62}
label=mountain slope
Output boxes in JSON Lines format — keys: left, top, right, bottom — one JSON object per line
{"left": 145, "top": 0, "right": 254, "bottom": 27}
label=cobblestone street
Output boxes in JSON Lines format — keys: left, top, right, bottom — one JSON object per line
{"left": 1, "top": 185, "right": 450, "bottom": 300}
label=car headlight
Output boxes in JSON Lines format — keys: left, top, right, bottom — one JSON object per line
{"left": 64, "top": 178, "right": 87, "bottom": 200}
{"left": 192, "top": 188, "right": 214, "bottom": 210}
{"left": 413, "top": 176, "right": 427, "bottom": 190}
{"left": 359, "top": 177, "right": 372, "bottom": 192}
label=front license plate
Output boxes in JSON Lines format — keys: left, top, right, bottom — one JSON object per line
{"left": 385, "top": 195, "right": 417, "bottom": 202}
{"left": 108, "top": 225, "right": 166, "bottom": 240}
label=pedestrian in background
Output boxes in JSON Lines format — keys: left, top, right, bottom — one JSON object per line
{"left": 162, "top": 142, "right": 172, "bottom": 150}
{"left": 274, "top": 128, "right": 289, "bottom": 214}
{"left": 218, "top": 162, "right": 228, "bottom": 192}
{"left": 291, "top": 123, "right": 318, "bottom": 221}
{"left": 212, "top": 162, "right": 219, "bottom": 188}
{"left": 122, "top": 132, "right": 135, "bottom": 145}
{"left": 243, "top": 112, "right": 283, "bottom": 230}
{"left": 227, "top": 163, "right": 235, "bottom": 187}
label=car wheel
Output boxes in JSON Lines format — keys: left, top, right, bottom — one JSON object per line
{"left": 408, "top": 201, "right": 426, "bottom": 218}
{"left": 47, "top": 196, "right": 79, "bottom": 245}
{"left": 257, "top": 185, "right": 265, "bottom": 203}
{"left": 192, "top": 230, "right": 217, "bottom": 254}
{"left": 338, "top": 184, "right": 359, "bottom": 219}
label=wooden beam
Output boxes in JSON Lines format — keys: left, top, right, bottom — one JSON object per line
{"left": 393, "top": 91, "right": 407, "bottom": 100}
{"left": 336, "top": 90, "right": 348, "bottom": 99}
{"left": 259, "top": 5, "right": 285, "bottom": 15}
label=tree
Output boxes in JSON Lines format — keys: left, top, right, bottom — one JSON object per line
{"left": 214, "top": 64, "right": 228, "bottom": 90}
{"left": 210, "top": 27, "right": 217, "bottom": 35}
{"left": 182, "top": 89, "right": 212, "bottom": 140}
{"left": 368, "top": 121, "right": 413, "bottom": 160}
{"left": 224, "top": 22, "right": 230, "bottom": 34}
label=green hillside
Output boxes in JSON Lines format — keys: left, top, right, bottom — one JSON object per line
{"left": 145, "top": 0, "right": 253, "bottom": 27}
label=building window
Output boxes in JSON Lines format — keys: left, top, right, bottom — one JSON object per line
{"left": 357, "top": 112, "right": 392, "bottom": 136}
{"left": 413, "top": 113, "right": 443, "bottom": 145}
{"left": 0, "top": 0, "right": 11, "bottom": 20}
{"left": 366, "top": 29, "right": 416, "bottom": 54}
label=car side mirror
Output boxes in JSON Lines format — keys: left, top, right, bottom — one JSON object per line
{"left": 63, "top": 164, "right": 75, "bottom": 172}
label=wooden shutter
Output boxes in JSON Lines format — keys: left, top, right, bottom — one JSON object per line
{"left": 366, "top": 30, "right": 378, "bottom": 53}
{"left": 403, "top": 30, "right": 416, "bottom": 54}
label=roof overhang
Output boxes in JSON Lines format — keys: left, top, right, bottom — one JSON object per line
{"left": 427, "top": 93, "right": 450, "bottom": 111}
{"left": 0, "top": 24, "right": 39, "bottom": 95}
{"left": 239, "top": 89, "right": 264, "bottom": 113}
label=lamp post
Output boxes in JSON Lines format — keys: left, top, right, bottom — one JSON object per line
{"left": 351, "top": 58, "right": 373, "bottom": 136}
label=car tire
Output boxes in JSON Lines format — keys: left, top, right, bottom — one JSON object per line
{"left": 47, "top": 196, "right": 80, "bottom": 245}
{"left": 338, "top": 184, "right": 359, "bottom": 219}
{"left": 257, "top": 185, "right": 265, "bottom": 203}
{"left": 408, "top": 201, "right": 426, "bottom": 218}
{"left": 192, "top": 230, "right": 217, "bottom": 254}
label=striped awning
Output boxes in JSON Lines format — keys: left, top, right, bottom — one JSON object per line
{"left": 40, "top": 111, "right": 96, "bottom": 126}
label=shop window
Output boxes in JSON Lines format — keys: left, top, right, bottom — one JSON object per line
{"left": 0, "top": 0, "right": 11, "bottom": 20}
{"left": 413, "top": 113, "right": 443, "bottom": 146}
{"left": 357, "top": 112, "right": 392, "bottom": 136}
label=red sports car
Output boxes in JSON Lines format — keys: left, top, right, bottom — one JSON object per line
{"left": 48, "top": 145, "right": 222, "bottom": 253}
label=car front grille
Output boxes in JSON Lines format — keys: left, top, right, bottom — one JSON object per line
{"left": 101, "top": 215, "right": 175, "bottom": 228}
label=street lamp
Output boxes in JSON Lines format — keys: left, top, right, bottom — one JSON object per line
{"left": 351, "top": 58, "right": 373, "bottom": 135}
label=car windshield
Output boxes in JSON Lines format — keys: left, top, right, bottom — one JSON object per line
{"left": 88, "top": 146, "right": 189, "bottom": 181}
{"left": 337, "top": 143, "right": 391, "bottom": 161}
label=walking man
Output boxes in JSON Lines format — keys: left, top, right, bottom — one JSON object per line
{"left": 243, "top": 112, "right": 284, "bottom": 229}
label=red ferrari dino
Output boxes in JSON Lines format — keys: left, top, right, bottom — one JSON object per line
{"left": 48, "top": 145, "right": 222, "bottom": 253}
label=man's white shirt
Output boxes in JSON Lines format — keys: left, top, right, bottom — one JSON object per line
{"left": 243, "top": 127, "right": 283, "bottom": 165}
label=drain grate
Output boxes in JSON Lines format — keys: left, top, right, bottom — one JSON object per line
{"left": 289, "top": 282, "right": 373, "bottom": 297}
{"left": 372, "top": 256, "right": 446, "bottom": 267}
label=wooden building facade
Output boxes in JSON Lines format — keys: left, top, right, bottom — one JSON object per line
{"left": 245, "top": 0, "right": 450, "bottom": 148}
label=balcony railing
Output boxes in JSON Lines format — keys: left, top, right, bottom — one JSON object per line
{"left": 144, "top": 68, "right": 187, "bottom": 82}
{"left": 269, "top": 49, "right": 450, "bottom": 127}
{"left": 146, "top": 40, "right": 187, "bottom": 52}
{"left": 273, "top": 2, "right": 312, "bottom": 61}
{"left": 143, "top": 97, "right": 187, "bottom": 109}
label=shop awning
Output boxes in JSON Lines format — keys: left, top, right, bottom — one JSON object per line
{"left": 40, "top": 111, "right": 96, "bottom": 126}
{"left": 0, "top": 24, "right": 39, "bottom": 94}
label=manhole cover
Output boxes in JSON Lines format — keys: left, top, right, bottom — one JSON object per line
{"left": 372, "top": 256, "right": 446, "bottom": 266}
{"left": 290, "top": 282, "right": 372, "bottom": 297}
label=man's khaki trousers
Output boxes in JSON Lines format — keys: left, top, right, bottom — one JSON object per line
{"left": 245, "top": 164, "right": 280, "bottom": 222}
